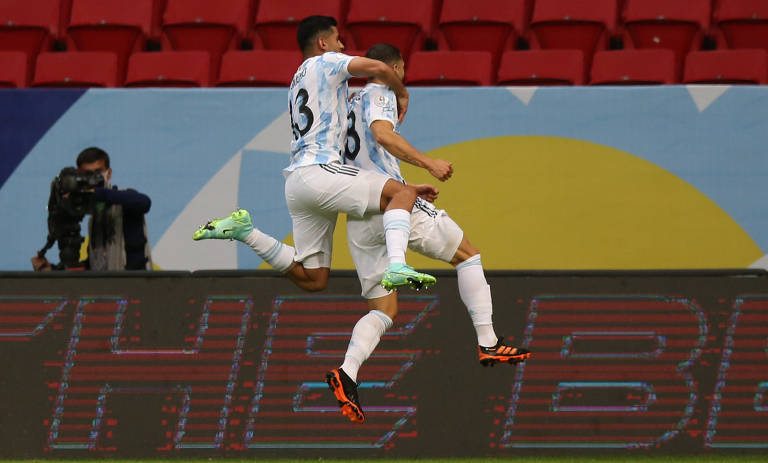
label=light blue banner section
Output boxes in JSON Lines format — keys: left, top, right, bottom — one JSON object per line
{"left": 1, "top": 86, "right": 767, "bottom": 270}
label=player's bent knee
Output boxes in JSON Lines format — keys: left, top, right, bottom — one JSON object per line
{"left": 292, "top": 267, "right": 329, "bottom": 292}
{"left": 381, "top": 179, "right": 415, "bottom": 203}
{"left": 450, "top": 238, "right": 480, "bottom": 266}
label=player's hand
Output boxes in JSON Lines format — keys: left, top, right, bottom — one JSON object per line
{"left": 427, "top": 159, "right": 453, "bottom": 181}
{"left": 412, "top": 183, "right": 438, "bottom": 203}
{"left": 396, "top": 90, "right": 409, "bottom": 124}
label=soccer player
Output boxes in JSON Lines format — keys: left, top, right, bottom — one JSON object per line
{"left": 329, "top": 43, "right": 531, "bottom": 422}
{"left": 193, "top": 17, "right": 439, "bottom": 422}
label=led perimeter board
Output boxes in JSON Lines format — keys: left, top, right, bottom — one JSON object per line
{"left": 0, "top": 270, "right": 767, "bottom": 457}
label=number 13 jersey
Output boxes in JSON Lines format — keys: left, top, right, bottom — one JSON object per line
{"left": 286, "top": 52, "right": 355, "bottom": 173}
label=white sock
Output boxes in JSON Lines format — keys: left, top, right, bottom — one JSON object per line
{"left": 340, "top": 310, "right": 393, "bottom": 382}
{"left": 382, "top": 209, "right": 411, "bottom": 265}
{"left": 456, "top": 254, "right": 498, "bottom": 347}
{"left": 242, "top": 229, "right": 296, "bottom": 273}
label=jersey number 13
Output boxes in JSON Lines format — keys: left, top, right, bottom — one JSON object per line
{"left": 289, "top": 88, "right": 314, "bottom": 140}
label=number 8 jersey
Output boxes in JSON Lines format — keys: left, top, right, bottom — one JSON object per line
{"left": 343, "top": 83, "right": 404, "bottom": 183}
{"left": 285, "top": 52, "right": 355, "bottom": 173}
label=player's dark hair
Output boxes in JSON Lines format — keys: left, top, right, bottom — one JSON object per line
{"left": 365, "top": 43, "right": 403, "bottom": 65}
{"left": 76, "top": 147, "right": 110, "bottom": 169}
{"left": 297, "top": 15, "right": 338, "bottom": 54}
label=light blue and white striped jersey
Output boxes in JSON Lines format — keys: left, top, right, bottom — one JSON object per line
{"left": 343, "top": 83, "right": 404, "bottom": 182}
{"left": 286, "top": 52, "right": 355, "bottom": 172}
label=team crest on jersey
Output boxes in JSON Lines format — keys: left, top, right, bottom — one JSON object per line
{"left": 374, "top": 95, "right": 389, "bottom": 108}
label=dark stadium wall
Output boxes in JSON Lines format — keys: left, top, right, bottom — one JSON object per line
{"left": 1, "top": 270, "right": 767, "bottom": 457}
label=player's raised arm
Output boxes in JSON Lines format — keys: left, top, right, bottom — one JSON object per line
{"left": 348, "top": 57, "right": 409, "bottom": 123}
{"left": 369, "top": 120, "right": 453, "bottom": 181}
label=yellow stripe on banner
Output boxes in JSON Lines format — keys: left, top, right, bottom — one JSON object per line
{"left": 399, "top": 136, "right": 761, "bottom": 270}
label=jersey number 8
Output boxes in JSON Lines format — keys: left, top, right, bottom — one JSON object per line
{"left": 344, "top": 110, "right": 361, "bottom": 160}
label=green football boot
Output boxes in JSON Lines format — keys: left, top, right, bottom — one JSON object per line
{"left": 381, "top": 263, "right": 437, "bottom": 291}
{"left": 193, "top": 209, "right": 253, "bottom": 242}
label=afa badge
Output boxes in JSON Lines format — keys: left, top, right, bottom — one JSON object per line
{"left": 374, "top": 95, "right": 389, "bottom": 108}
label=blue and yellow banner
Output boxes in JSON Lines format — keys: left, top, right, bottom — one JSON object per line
{"left": 1, "top": 86, "right": 766, "bottom": 271}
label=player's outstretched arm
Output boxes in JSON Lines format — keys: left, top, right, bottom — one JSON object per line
{"left": 348, "top": 57, "right": 408, "bottom": 123}
{"left": 370, "top": 120, "right": 453, "bottom": 181}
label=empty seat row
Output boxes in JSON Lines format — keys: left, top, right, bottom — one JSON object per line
{"left": 2, "top": 48, "right": 765, "bottom": 88}
{"left": 3, "top": 0, "right": 767, "bottom": 86}
{"left": 0, "top": 49, "right": 302, "bottom": 88}
{"left": 2, "top": 0, "right": 768, "bottom": 90}
{"left": 3, "top": 0, "right": 768, "bottom": 60}
{"left": 411, "top": 48, "right": 768, "bottom": 86}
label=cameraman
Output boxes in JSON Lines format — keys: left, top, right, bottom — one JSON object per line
{"left": 33, "top": 147, "right": 153, "bottom": 271}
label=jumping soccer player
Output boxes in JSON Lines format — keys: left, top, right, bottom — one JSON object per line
{"left": 329, "top": 43, "right": 531, "bottom": 423}
{"left": 193, "top": 17, "right": 439, "bottom": 423}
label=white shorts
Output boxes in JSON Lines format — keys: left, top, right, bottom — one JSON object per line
{"left": 284, "top": 163, "right": 390, "bottom": 268}
{"left": 347, "top": 198, "right": 464, "bottom": 299}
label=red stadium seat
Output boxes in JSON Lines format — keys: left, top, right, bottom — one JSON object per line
{"left": 217, "top": 50, "right": 302, "bottom": 86}
{"left": 529, "top": 0, "right": 617, "bottom": 68}
{"left": 66, "top": 0, "right": 154, "bottom": 86}
{"left": 497, "top": 49, "right": 585, "bottom": 86}
{"left": 254, "top": 0, "right": 345, "bottom": 50}
{"left": 346, "top": 0, "right": 436, "bottom": 59}
{"left": 0, "top": 0, "right": 62, "bottom": 75}
{"left": 714, "top": 0, "right": 768, "bottom": 52}
{"left": 32, "top": 51, "right": 118, "bottom": 87}
{"left": 438, "top": 0, "right": 530, "bottom": 71}
{"left": 683, "top": 49, "right": 768, "bottom": 84}
{"left": 406, "top": 51, "right": 493, "bottom": 86}
{"left": 623, "top": 0, "right": 711, "bottom": 80}
{"left": 0, "top": 51, "right": 28, "bottom": 88}
{"left": 590, "top": 49, "right": 676, "bottom": 85}
{"left": 161, "top": 0, "right": 254, "bottom": 81}
{"left": 125, "top": 50, "right": 210, "bottom": 87}
{"left": 0, "top": 0, "right": 69, "bottom": 39}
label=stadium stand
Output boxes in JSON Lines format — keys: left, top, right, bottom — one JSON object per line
{"left": 66, "top": 0, "right": 154, "bottom": 86}
{"left": 0, "top": 51, "right": 28, "bottom": 88}
{"left": 5, "top": 0, "right": 768, "bottom": 88}
{"left": 345, "top": 0, "right": 436, "bottom": 59}
{"left": 590, "top": 49, "right": 676, "bottom": 85}
{"left": 713, "top": 0, "right": 768, "bottom": 52}
{"left": 683, "top": 48, "right": 768, "bottom": 84}
{"left": 217, "top": 49, "right": 302, "bottom": 86}
{"left": 623, "top": 0, "right": 711, "bottom": 80}
{"left": 32, "top": 51, "right": 117, "bottom": 87}
{"left": 529, "top": 0, "right": 617, "bottom": 71}
{"left": 406, "top": 51, "right": 493, "bottom": 86}
{"left": 161, "top": 0, "right": 254, "bottom": 82}
{"left": 0, "top": 0, "right": 61, "bottom": 79}
{"left": 497, "top": 49, "right": 585, "bottom": 86}
{"left": 437, "top": 0, "right": 528, "bottom": 72}
{"left": 0, "top": 0, "right": 70, "bottom": 40}
{"left": 254, "top": 0, "right": 345, "bottom": 50}
{"left": 125, "top": 50, "right": 210, "bottom": 87}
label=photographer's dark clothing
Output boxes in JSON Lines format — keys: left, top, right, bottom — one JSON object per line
{"left": 89, "top": 186, "right": 151, "bottom": 270}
